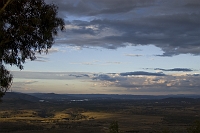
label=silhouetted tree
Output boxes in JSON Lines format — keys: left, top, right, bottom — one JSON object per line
{"left": 187, "top": 120, "right": 200, "bottom": 133}
{"left": 0, "top": 65, "right": 12, "bottom": 98}
{"left": 109, "top": 121, "right": 119, "bottom": 133}
{"left": 0, "top": 0, "right": 64, "bottom": 100}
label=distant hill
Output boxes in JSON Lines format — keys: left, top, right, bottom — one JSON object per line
{"left": 29, "top": 93, "right": 200, "bottom": 101}
{"left": 2, "top": 92, "right": 200, "bottom": 102}
{"left": 161, "top": 97, "right": 200, "bottom": 103}
{"left": 2, "top": 92, "right": 40, "bottom": 102}
{"left": 29, "top": 93, "right": 79, "bottom": 100}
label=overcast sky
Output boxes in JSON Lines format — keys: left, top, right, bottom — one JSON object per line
{"left": 9, "top": 0, "right": 200, "bottom": 95}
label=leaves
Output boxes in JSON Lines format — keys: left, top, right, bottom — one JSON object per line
{"left": 0, "top": 0, "right": 64, "bottom": 69}
{"left": 0, "top": 65, "right": 13, "bottom": 98}
{"left": 0, "top": 0, "right": 64, "bottom": 99}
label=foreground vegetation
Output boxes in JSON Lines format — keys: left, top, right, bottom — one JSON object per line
{"left": 0, "top": 97, "right": 200, "bottom": 133}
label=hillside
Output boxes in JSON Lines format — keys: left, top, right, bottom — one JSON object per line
{"left": 2, "top": 92, "right": 40, "bottom": 102}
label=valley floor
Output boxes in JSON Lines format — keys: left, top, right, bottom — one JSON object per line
{"left": 0, "top": 98, "right": 200, "bottom": 133}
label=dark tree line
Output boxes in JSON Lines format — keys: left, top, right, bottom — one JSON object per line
{"left": 0, "top": 0, "right": 64, "bottom": 100}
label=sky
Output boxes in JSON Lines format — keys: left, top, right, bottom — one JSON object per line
{"left": 8, "top": 0, "right": 200, "bottom": 95}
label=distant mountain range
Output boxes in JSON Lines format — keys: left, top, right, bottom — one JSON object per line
{"left": 2, "top": 92, "right": 200, "bottom": 103}
{"left": 2, "top": 92, "right": 40, "bottom": 102}
{"left": 30, "top": 93, "right": 200, "bottom": 100}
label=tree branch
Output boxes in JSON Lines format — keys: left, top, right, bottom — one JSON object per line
{"left": 0, "top": 0, "right": 14, "bottom": 15}
{"left": 0, "top": 39, "right": 10, "bottom": 49}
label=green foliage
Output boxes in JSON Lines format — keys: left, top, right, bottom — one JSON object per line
{"left": 0, "top": 0, "right": 64, "bottom": 69}
{"left": 0, "top": 0, "right": 64, "bottom": 99}
{"left": 0, "top": 65, "right": 12, "bottom": 100}
{"left": 109, "top": 121, "right": 119, "bottom": 133}
{"left": 187, "top": 120, "right": 200, "bottom": 133}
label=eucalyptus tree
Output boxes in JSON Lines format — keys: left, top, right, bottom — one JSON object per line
{"left": 0, "top": 0, "right": 64, "bottom": 99}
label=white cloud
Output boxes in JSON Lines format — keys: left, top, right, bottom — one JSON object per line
{"left": 48, "top": 47, "right": 59, "bottom": 53}
{"left": 125, "top": 54, "right": 142, "bottom": 57}
{"left": 10, "top": 70, "right": 200, "bottom": 94}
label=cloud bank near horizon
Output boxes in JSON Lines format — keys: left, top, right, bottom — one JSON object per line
{"left": 11, "top": 70, "right": 200, "bottom": 94}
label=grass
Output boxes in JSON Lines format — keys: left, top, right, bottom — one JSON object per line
{"left": 0, "top": 99, "right": 200, "bottom": 133}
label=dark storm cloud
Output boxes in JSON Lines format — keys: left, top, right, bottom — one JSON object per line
{"left": 46, "top": 0, "right": 155, "bottom": 16}
{"left": 46, "top": 0, "right": 200, "bottom": 56}
{"left": 155, "top": 68, "right": 193, "bottom": 72}
{"left": 119, "top": 71, "right": 166, "bottom": 76}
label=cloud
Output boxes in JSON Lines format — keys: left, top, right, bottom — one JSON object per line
{"left": 119, "top": 71, "right": 166, "bottom": 76}
{"left": 92, "top": 72, "right": 200, "bottom": 93}
{"left": 48, "top": 0, "right": 200, "bottom": 56}
{"left": 11, "top": 71, "right": 92, "bottom": 80}
{"left": 33, "top": 47, "right": 60, "bottom": 62}
{"left": 12, "top": 80, "right": 38, "bottom": 86}
{"left": 92, "top": 74, "right": 118, "bottom": 82}
{"left": 105, "top": 61, "right": 121, "bottom": 64}
{"left": 46, "top": 0, "right": 156, "bottom": 16}
{"left": 187, "top": 73, "right": 200, "bottom": 76}
{"left": 24, "top": 80, "right": 38, "bottom": 84}
{"left": 11, "top": 71, "right": 200, "bottom": 94}
{"left": 155, "top": 68, "right": 193, "bottom": 72}
{"left": 69, "top": 74, "right": 90, "bottom": 78}
{"left": 70, "top": 60, "right": 127, "bottom": 66}
{"left": 70, "top": 62, "right": 97, "bottom": 65}
{"left": 125, "top": 54, "right": 142, "bottom": 57}
{"left": 48, "top": 47, "right": 59, "bottom": 53}
{"left": 35, "top": 56, "right": 49, "bottom": 62}
{"left": 11, "top": 80, "right": 38, "bottom": 92}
